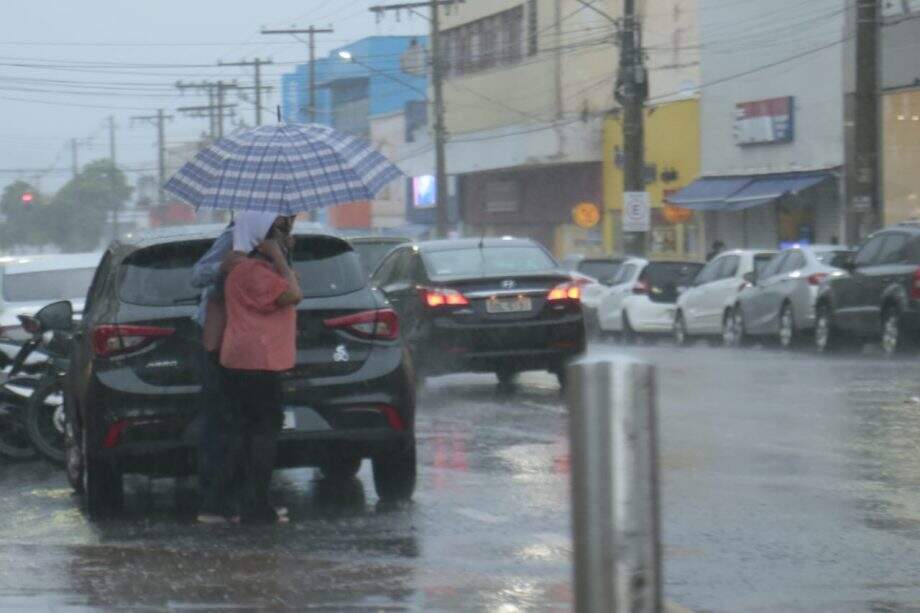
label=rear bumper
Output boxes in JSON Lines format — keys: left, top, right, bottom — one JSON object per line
{"left": 417, "top": 312, "right": 585, "bottom": 374}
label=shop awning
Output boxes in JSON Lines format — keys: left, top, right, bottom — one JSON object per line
{"left": 667, "top": 171, "right": 833, "bottom": 211}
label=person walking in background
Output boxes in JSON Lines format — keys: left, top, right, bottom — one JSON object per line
{"left": 218, "top": 211, "right": 302, "bottom": 524}
{"left": 191, "top": 220, "right": 243, "bottom": 524}
{"left": 707, "top": 240, "right": 726, "bottom": 261}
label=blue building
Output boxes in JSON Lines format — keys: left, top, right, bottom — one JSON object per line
{"left": 281, "top": 36, "right": 428, "bottom": 138}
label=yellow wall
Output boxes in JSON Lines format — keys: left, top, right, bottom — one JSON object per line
{"left": 602, "top": 98, "right": 701, "bottom": 256}
{"left": 883, "top": 89, "right": 920, "bottom": 224}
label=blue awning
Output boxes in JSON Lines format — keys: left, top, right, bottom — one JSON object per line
{"left": 666, "top": 177, "right": 753, "bottom": 210}
{"left": 668, "top": 171, "right": 833, "bottom": 211}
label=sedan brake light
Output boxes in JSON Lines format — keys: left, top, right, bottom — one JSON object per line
{"left": 807, "top": 272, "right": 829, "bottom": 286}
{"left": 548, "top": 282, "right": 581, "bottom": 301}
{"left": 323, "top": 308, "right": 399, "bottom": 341}
{"left": 92, "top": 324, "right": 175, "bottom": 357}
{"left": 419, "top": 287, "right": 470, "bottom": 307}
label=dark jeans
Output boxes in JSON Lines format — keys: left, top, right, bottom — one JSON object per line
{"left": 204, "top": 369, "right": 284, "bottom": 521}
{"left": 197, "top": 349, "right": 236, "bottom": 514}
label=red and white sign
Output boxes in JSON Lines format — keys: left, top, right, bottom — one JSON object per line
{"left": 733, "top": 96, "right": 794, "bottom": 146}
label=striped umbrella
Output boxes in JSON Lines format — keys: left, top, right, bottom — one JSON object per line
{"left": 163, "top": 123, "right": 403, "bottom": 214}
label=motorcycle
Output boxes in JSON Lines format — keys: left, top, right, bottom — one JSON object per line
{"left": 0, "top": 301, "right": 71, "bottom": 462}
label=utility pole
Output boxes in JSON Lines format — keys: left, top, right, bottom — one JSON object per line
{"left": 176, "top": 80, "right": 238, "bottom": 138}
{"left": 106, "top": 115, "right": 120, "bottom": 238}
{"left": 615, "top": 0, "right": 648, "bottom": 256}
{"left": 132, "top": 109, "right": 174, "bottom": 205}
{"left": 70, "top": 138, "right": 79, "bottom": 178}
{"left": 261, "top": 26, "right": 334, "bottom": 123}
{"left": 850, "top": 0, "right": 881, "bottom": 242}
{"left": 218, "top": 58, "right": 274, "bottom": 125}
{"left": 370, "top": 1, "right": 463, "bottom": 238}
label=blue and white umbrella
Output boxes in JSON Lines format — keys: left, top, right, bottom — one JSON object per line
{"left": 164, "top": 123, "right": 403, "bottom": 215}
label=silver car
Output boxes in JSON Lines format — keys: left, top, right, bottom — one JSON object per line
{"left": 732, "top": 245, "right": 851, "bottom": 348}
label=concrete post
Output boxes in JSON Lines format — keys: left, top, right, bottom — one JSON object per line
{"left": 567, "top": 357, "right": 662, "bottom": 613}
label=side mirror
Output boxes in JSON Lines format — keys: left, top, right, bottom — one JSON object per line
{"left": 35, "top": 300, "right": 74, "bottom": 332}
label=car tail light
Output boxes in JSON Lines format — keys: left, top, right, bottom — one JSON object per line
{"left": 420, "top": 287, "right": 470, "bottom": 307}
{"left": 632, "top": 280, "right": 650, "bottom": 295}
{"left": 323, "top": 308, "right": 399, "bottom": 341}
{"left": 808, "top": 272, "right": 828, "bottom": 286}
{"left": 92, "top": 324, "right": 175, "bottom": 357}
{"left": 912, "top": 268, "right": 920, "bottom": 300}
{"left": 102, "top": 420, "right": 129, "bottom": 449}
{"left": 376, "top": 404, "right": 405, "bottom": 432}
{"left": 548, "top": 282, "right": 581, "bottom": 301}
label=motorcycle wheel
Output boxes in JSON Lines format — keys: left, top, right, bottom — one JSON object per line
{"left": 25, "top": 378, "right": 66, "bottom": 465}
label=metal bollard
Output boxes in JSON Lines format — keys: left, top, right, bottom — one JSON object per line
{"left": 567, "top": 357, "right": 662, "bottom": 613}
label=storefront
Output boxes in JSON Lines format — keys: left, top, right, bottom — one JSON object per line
{"left": 883, "top": 89, "right": 920, "bottom": 224}
{"left": 602, "top": 99, "right": 703, "bottom": 259}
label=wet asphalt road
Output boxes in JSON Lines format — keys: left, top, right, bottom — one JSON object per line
{"left": 3, "top": 340, "right": 920, "bottom": 611}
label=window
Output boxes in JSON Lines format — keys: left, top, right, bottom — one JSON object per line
{"left": 443, "top": 6, "right": 525, "bottom": 77}
{"left": 612, "top": 264, "right": 636, "bottom": 285}
{"left": 373, "top": 250, "right": 402, "bottom": 286}
{"left": 642, "top": 262, "right": 704, "bottom": 304}
{"left": 579, "top": 260, "right": 622, "bottom": 283}
{"left": 693, "top": 259, "right": 721, "bottom": 286}
{"left": 854, "top": 234, "right": 888, "bottom": 267}
{"left": 758, "top": 253, "right": 786, "bottom": 280}
{"left": 422, "top": 245, "right": 556, "bottom": 278}
{"left": 779, "top": 250, "right": 806, "bottom": 273}
{"left": 290, "top": 237, "right": 367, "bottom": 298}
{"left": 485, "top": 179, "right": 521, "bottom": 213}
{"left": 717, "top": 255, "right": 740, "bottom": 279}
{"left": 753, "top": 253, "right": 776, "bottom": 279}
{"left": 815, "top": 249, "right": 852, "bottom": 267}
{"left": 2, "top": 267, "right": 97, "bottom": 302}
{"left": 876, "top": 233, "right": 909, "bottom": 264}
{"left": 527, "top": 0, "right": 538, "bottom": 56}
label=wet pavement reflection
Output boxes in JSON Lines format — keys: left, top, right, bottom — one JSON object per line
{"left": 3, "top": 341, "right": 920, "bottom": 610}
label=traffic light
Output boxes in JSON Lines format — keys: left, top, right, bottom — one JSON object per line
{"left": 20, "top": 192, "right": 33, "bottom": 205}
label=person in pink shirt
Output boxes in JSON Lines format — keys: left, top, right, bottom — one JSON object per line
{"left": 208, "top": 211, "right": 302, "bottom": 525}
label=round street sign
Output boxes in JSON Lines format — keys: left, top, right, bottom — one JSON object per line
{"left": 572, "top": 202, "right": 601, "bottom": 229}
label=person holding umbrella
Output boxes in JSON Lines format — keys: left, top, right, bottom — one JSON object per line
{"left": 165, "top": 122, "right": 402, "bottom": 522}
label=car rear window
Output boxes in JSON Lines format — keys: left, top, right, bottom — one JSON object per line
{"left": 814, "top": 249, "right": 851, "bottom": 267}
{"left": 2, "top": 267, "right": 97, "bottom": 302}
{"left": 640, "top": 262, "right": 703, "bottom": 303}
{"left": 118, "top": 236, "right": 366, "bottom": 306}
{"left": 753, "top": 253, "right": 775, "bottom": 278}
{"left": 578, "top": 260, "right": 621, "bottom": 282}
{"left": 351, "top": 241, "right": 405, "bottom": 276}
{"left": 422, "top": 245, "right": 557, "bottom": 278}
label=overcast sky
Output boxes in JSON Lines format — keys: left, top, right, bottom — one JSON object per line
{"left": 0, "top": 1, "right": 425, "bottom": 194}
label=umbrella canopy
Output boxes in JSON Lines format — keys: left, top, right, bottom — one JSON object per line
{"left": 163, "top": 123, "right": 403, "bottom": 215}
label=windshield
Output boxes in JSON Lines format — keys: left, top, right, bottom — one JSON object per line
{"left": 422, "top": 245, "right": 557, "bottom": 278}
{"left": 2, "top": 267, "right": 96, "bottom": 302}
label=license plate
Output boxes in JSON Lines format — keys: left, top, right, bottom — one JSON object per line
{"left": 283, "top": 409, "right": 296, "bottom": 430}
{"left": 486, "top": 295, "right": 533, "bottom": 314}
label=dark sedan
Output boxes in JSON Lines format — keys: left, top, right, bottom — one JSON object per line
{"left": 64, "top": 225, "right": 416, "bottom": 518}
{"left": 371, "top": 237, "right": 585, "bottom": 385}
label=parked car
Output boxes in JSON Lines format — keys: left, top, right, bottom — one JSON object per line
{"left": 565, "top": 257, "right": 626, "bottom": 337}
{"left": 0, "top": 253, "right": 102, "bottom": 341}
{"left": 814, "top": 224, "right": 920, "bottom": 355}
{"left": 674, "top": 249, "right": 777, "bottom": 346}
{"left": 733, "top": 245, "right": 852, "bottom": 348}
{"left": 65, "top": 225, "right": 416, "bottom": 518}
{"left": 371, "top": 237, "right": 585, "bottom": 385}
{"left": 597, "top": 259, "right": 703, "bottom": 340}
{"left": 348, "top": 236, "right": 410, "bottom": 278}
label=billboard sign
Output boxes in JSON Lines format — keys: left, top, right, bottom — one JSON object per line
{"left": 411, "top": 175, "right": 437, "bottom": 209}
{"left": 733, "top": 96, "right": 794, "bottom": 146}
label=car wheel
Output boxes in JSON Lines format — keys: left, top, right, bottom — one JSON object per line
{"left": 0, "top": 409, "right": 37, "bottom": 461}
{"left": 495, "top": 368, "right": 519, "bottom": 386}
{"left": 778, "top": 303, "right": 797, "bottom": 350}
{"left": 722, "top": 309, "right": 738, "bottom": 347}
{"left": 673, "top": 312, "right": 688, "bottom": 346}
{"left": 372, "top": 441, "right": 416, "bottom": 503}
{"left": 814, "top": 303, "right": 842, "bottom": 353}
{"left": 82, "top": 428, "right": 123, "bottom": 519}
{"left": 622, "top": 314, "right": 637, "bottom": 344}
{"left": 320, "top": 457, "right": 362, "bottom": 481}
{"left": 881, "top": 306, "right": 911, "bottom": 356}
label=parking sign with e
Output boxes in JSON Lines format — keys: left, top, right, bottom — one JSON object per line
{"left": 623, "top": 191, "right": 650, "bottom": 232}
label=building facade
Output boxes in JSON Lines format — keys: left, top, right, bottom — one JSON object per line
{"left": 669, "top": 0, "right": 847, "bottom": 250}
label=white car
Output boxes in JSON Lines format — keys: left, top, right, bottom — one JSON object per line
{"left": 0, "top": 252, "right": 102, "bottom": 341}
{"left": 598, "top": 259, "right": 703, "bottom": 339}
{"left": 673, "top": 249, "right": 777, "bottom": 346}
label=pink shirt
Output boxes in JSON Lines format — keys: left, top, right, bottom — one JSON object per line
{"left": 220, "top": 258, "right": 296, "bottom": 372}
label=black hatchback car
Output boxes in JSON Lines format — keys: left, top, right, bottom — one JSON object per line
{"left": 815, "top": 223, "right": 920, "bottom": 355}
{"left": 64, "top": 225, "right": 416, "bottom": 517}
{"left": 371, "top": 238, "right": 585, "bottom": 385}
